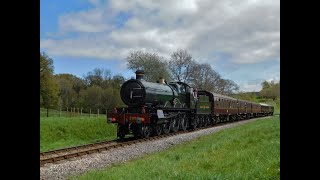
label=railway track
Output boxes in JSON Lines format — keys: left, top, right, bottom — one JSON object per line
{"left": 40, "top": 117, "right": 269, "bottom": 166}
{"left": 40, "top": 131, "right": 187, "bottom": 166}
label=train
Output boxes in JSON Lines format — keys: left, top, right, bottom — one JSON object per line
{"left": 107, "top": 70, "right": 274, "bottom": 139}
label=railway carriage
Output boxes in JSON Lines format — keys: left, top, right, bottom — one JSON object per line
{"left": 237, "top": 99, "right": 248, "bottom": 119}
{"left": 260, "top": 103, "right": 274, "bottom": 116}
{"left": 252, "top": 103, "right": 261, "bottom": 117}
{"left": 197, "top": 91, "right": 238, "bottom": 123}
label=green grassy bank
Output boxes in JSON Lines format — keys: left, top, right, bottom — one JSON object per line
{"left": 40, "top": 116, "right": 117, "bottom": 152}
{"left": 71, "top": 116, "right": 280, "bottom": 180}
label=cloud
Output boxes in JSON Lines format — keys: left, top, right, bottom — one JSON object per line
{"left": 41, "top": 0, "right": 279, "bottom": 64}
{"left": 58, "top": 8, "right": 110, "bottom": 33}
{"left": 41, "top": 0, "right": 280, "bottom": 92}
{"left": 88, "top": 0, "right": 101, "bottom": 6}
{"left": 236, "top": 69, "right": 279, "bottom": 92}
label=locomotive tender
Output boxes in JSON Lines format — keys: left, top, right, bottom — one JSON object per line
{"left": 107, "top": 70, "right": 274, "bottom": 139}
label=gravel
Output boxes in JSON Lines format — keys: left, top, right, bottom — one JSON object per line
{"left": 40, "top": 117, "right": 271, "bottom": 180}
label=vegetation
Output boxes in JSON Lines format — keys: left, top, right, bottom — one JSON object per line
{"left": 71, "top": 116, "right": 280, "bottom": 180}
{"left": 126, "top": 51, "right": 172, "bottom": 82}
{"left": 261, "top": 80, "right": 280, "bottom": 100}
{"left": 40, "top": 116, "right": 117, "bottom": 152}
{"left": 168, "top": 49, "right": 193, "bottom": 82}
{"left": 40, "top": 50, "right": 279, "bottom": 114}
{"left": 54, "top": 69, "right": 126, "bottom": 114}
{"left": 40, "top": 52, "right": 59, "bottom": 116}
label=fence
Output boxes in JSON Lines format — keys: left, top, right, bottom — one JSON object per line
{"left": 40, "top": 107, "right": 108, "bottom": 118}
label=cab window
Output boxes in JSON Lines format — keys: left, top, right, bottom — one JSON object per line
{"left": 180, "top": 86, "right": 185, "bottom": 93}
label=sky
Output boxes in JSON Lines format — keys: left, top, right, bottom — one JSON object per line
{"left": 40, "top": 0, "right": 280, "bottom": 92}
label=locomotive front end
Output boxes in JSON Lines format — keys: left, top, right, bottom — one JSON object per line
{"left": 120, "top": 79, "right": 146, "bottom": 107}
{"left": 120, "top": 70, "right": 177, "bottom": 107}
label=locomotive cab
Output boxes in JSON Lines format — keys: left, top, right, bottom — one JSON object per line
{"left": 169, "top": 82, "right": 194, "bottom": 108}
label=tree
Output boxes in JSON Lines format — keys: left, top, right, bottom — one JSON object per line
{"left": 260, "top": 81, "right": 280, "bottom": 100}
{"left": 189, "top": 63, "right": 221, "bottom": 91}
{"left": 78, "top": 85, "right": 104, "bottom": 111}
{"left": 261, "top": 80, "right": 271, "bottom": 90}
{"left": 78, "top": 84, "right": 124, "bottom": 113}
{"left": 55, "top": 73, "right": 86, "bottom": 109}
{"left": 40, "top": 52, "right": 59, "bottom": 116}
{"left": 75, "top": 73, "right": 126, "bottom": 112}
{"left": 168, "top": 49, "right": 193, "bottom": 83}
{"left": 40, "top": 52, "right": 54, "bottom": 77}
{"left": 83, "top": 68, "right": 112, "bottom": 88}
{"left": 126, "top": 51, "right": 171, "bottom": 82}
{"left": 216, "top": 79, "right": 239, "bottom": 95}
{"left": 188, "top": 62, "right": 239, "bottom": 95}
{"left": 111, "top": 74, "right": 126, "bottom": 89}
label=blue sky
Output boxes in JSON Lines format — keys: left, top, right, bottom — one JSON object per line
{"left": 40, "top": 0, "right": 280, "bottom": 92}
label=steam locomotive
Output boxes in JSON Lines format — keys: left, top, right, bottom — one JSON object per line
{"left": 107, "top": 70, "right": 274, "bottom": 139}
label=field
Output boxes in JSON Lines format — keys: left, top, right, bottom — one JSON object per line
{"left": 71, "top": 116, "right": 280, "bottom": 180}
{"left": 40, "top": 116, "right": 117, "bottom": 152}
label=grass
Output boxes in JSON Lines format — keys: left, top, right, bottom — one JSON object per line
{"left": 40, "top": 116, "right": 117, "bottom": 152}
{"left": 71, "top": 116, "right": 280, "bottom": 180}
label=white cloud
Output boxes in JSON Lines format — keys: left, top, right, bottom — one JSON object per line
{"left": 41, "top": 0, "right": 280, "bottom": 92}
{"left": 58, "top": 8, "right": 111, "bottom": 33}
{"left": 88, "top": 0, "right": 101, "bottom": 6}
{"left": 41, "top": 0, "right": 279, "bottom": 64}
{"left": 237, "top": 69, "right": 279, "bottom": 92}
{"left": 239, "top": 82, "right": 262, "bottom": 92}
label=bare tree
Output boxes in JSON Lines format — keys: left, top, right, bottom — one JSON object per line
{"left": 215, "top": 79, "right": 239, "bottom": 95}
{"left": 189, "top": 62, "right": 239, "bottom": 95}
{"left": 83, "top": 68, "right": 111, "bottom": 88}
{"left": 168, "top": 49, "right": 193, "bottom": 83}
{"left": 189, "top": 63, "right": 220, "bottom": 91}
{"left": 126, "top": 51, "right": 172, "bottom": 82}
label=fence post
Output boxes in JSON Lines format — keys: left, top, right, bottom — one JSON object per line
{"left": 77, "top": 108, "right": 79, "bottom": 116}
{"left": 89, "top": 108, "right": 91, "bottom": 118}
{"left": 67, "top": 107, "right": 68, "bottom": 117}
{"left": 74, "top": 107, "right": 76, "bottom": 117}
{"left": 98, "top": 109, "right": 99, "bottom": 117}
{"left": 81, "top": 108, "right": 82, "bottom": 116}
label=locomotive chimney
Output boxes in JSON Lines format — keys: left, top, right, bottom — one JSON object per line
{"left": 135, "top": 70, "right": 145, "bottom": 80}
{"left": 159, "top": 77, "right": 165, "bottom": 84}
